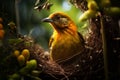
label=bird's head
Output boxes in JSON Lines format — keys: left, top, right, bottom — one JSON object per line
{"left": 42, "top": 12, "right": 77, "bottom": 32}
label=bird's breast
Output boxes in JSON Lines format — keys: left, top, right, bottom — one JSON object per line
{"left": 50, "top": 32, "right": 84, "bottom": 63}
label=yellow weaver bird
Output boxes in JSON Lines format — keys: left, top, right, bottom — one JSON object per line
{"left": 42, "top": 12, "right": 85, "bottom": 63}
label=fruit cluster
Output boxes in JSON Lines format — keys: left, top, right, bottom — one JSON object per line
{"left": 9, "top": 49, "right": 38, "bottom": 80}
{"left": 14, "top": 49, "right": 30, "bottom": 66}
{"left": 79, "top": 0, "right": 120, "bottom": 22}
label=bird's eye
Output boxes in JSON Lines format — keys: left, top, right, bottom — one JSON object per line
{"left": 56, "top": 15, "right": 61, "bottom": 20}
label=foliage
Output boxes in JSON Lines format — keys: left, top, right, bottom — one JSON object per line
{"left": 0, "top": 19, "right": 41, "bottom": 80}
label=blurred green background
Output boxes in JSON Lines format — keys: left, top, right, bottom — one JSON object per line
{"left": 5, "top": 0, "right": 88, "bottom": 50}
{"left": 18, "top": 0, "right": 88, "bottom": 49}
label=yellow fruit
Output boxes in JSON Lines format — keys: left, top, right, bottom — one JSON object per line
{"left": 17, "top": 55, "right": 25, "bottom": 66}
{"left": 0, "top": 30, "right": 5, "bottom": 39}
{"left": 88, "top": 0, "right": 98, "bottom": 10}
{"left": 26, "top": 59, "right": 37, "bottom": 70}
{"left": 21, "top": 49, "right": 30, "bottom": 60}
{"left": 19, "top": 60, "right": 37, "bottom": 74}
{"left": 79, "top": 10, "right": 97, "bottom": 22}
{"left": 0, "top": 24, "right": 3, "bottom": 29}
{"left": 13, "top": 50, "right": 20, "bottom": 57}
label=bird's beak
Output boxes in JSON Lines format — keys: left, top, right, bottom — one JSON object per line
{"left": 41, "top": 17, "right": 53, "bottom": 23}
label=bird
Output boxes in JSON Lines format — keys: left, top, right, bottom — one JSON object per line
{"left": 42, "top": 12, "right": 85, "bottom": 63}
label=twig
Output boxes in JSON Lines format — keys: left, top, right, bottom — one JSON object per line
{"left": 100, "top": 14, "right": 109, "bottom": 80}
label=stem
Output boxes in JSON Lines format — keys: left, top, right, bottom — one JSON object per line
{"left": 100, "top": 15, "right": 108, "bottom": 80}
{"left": 15, "top": 0, "right": 21, "bottom": 33}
